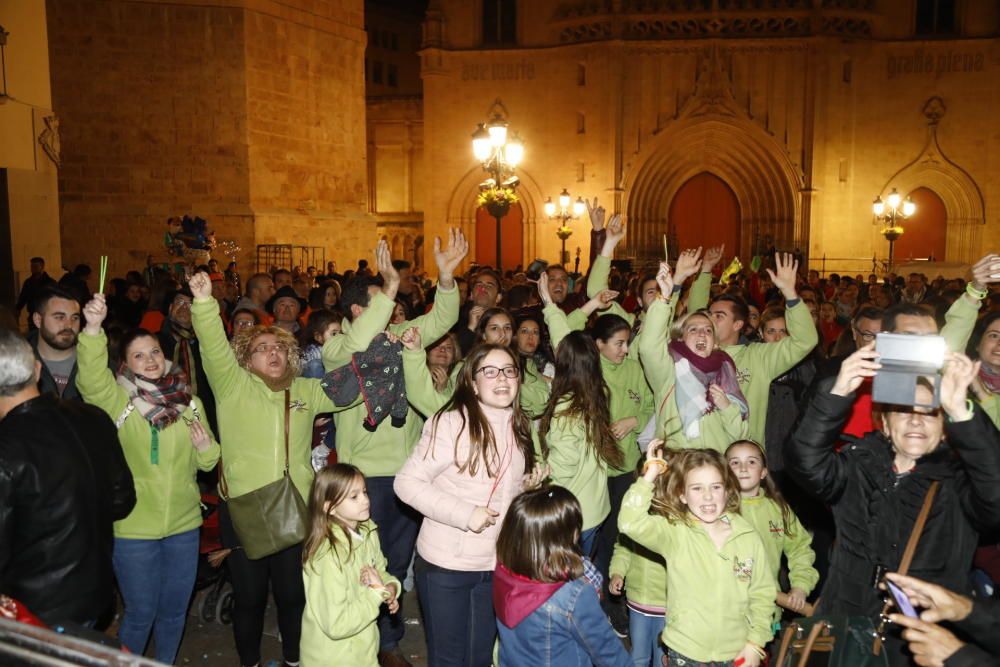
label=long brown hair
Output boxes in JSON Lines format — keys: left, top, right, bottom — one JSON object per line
{"left": 725, "top": 440, "right": 796, "bottom": 537}
{"left": 650, "top": 448, "right": 741, "bottom": 524}
{"left": 496, "top": 485, "right": 584, "bottom": 583}
{"left": 428, "top": 344, "right": 535, "bottom": 477}
{"left": 539, "top": 331, "right": 622, "bottom": 469}
{"left": 302, "top": 463, "right": 366, "bottom": 567}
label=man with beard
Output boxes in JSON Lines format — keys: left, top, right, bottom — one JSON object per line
{"left": 158, "top": 287, "right": 217, "bottom": 433}
{"left": 28, "top": 287, "right": 82, "bottom": 400}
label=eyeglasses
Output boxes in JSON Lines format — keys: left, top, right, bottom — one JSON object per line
{"left": 853, "top": 327, "right": 878, "bottom": 343}
{"left": 476, "top": 365, "right": 519, "bottom": 379}
{"left": 173, "top": 300, "right": 192, "bottom": 310}
{"left": 252, "top": 342, "right": 288, "bottom": 355}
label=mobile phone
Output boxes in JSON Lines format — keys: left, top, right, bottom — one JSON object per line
{"left": 887, "top": 580, "right": 919, "bottom": 618}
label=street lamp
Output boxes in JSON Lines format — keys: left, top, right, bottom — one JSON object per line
{"left": 543, "top": 189, "right": 586, "bottom": 265}
{"left": 473, "top": 100, "right": 523, "bottom": 269}
{"left": 872, "top": 187, "right": 917, "bottom": 272}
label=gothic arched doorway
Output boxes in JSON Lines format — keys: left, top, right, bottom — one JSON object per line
{"left": 669, "top": 172, "right": 740, "bottom": 258}
{"left": 475, "top": 203, "right": 524, "bottom": 270}
{"left": 895, "top": 187, "right": 947, "bottom": 262}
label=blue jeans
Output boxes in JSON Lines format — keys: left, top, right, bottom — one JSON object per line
{"left": 414, "top": 555, "right": 495, "bottom": 667}
{"left": 367, "top": 475, "right": 421, "bottom": 651}
{"left": 113, "top": 528, "right": 199, "bottom": 663}
{"left": 629, "top": 610, "right": 666, "bottom": 667}
{"left": 580, "top": 523, "right": 602, "bottom": 559}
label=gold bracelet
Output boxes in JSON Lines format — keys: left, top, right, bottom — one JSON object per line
{"left": 641, "top": 458, "right": 667, "bottom": 476}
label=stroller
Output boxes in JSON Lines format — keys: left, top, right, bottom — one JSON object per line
{"left": 193, "top": 489, "right": 234, "bottom": 625}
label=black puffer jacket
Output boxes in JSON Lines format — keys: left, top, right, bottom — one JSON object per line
{"left": 945, "top": 597, "right": 1000, "bottom": 666}
{"left": 0, "top": 394, "right": 136, "bottom": 624}
{"left": 788, "top": 378, "right": 1000, "bottom": 619}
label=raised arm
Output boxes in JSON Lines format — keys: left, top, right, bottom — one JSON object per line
{"left": 400, "top": 328, "right": 452, "bottom": 418}
{"left": 748, "top": 254, "right": 819, "bottom": 380}
{"left": 942, "top": 253, "right": 1000, "bottom": 353}
{"left": 395, "top": 229, "right": 467, "bottom": 344}
{"left": 637, "top": 263, "right": 677, "bottom": 390}
{"left": 686, "top": 244, "right": 724, "bottom": 312}
{"left": 617, "top": 444, "right": 675, "bottom": 555}
{"left": 540, "top": 272, "right": 574, "bottom": 351}
{"left": 190, "top": 272, "right": 246, "bottom": 399}
{"left": 77, "top": 295, "right": 129, "bottom": 418}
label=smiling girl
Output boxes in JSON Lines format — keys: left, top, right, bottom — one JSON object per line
{"left": 618, "top": 445, "right": 776, "bottom": 667}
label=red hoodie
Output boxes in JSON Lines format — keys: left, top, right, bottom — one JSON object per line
{"left": 493, "top": 564, "right": 566, "bottom": 628}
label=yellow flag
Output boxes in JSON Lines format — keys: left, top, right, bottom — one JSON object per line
{"left": 720, "top": 257, "right": 743, "bottom": 285}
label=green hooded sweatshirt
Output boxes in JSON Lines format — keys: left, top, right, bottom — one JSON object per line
{"left": 77, "top": 330, "right": 220, "bottom": 539}
{"left": 300, "top": 521, "right": 399, "bottom": 667}
{"left": 741, "top": 493, "right": 819, "bottom": 624}
{"left": 192, "top": 297, "right": 353, "bottom": 501}
{"left": 688, "top": 273, "right": 818, "bottom": 445}
{"left": 609, "top": 537, "right": 667, "bottom": 611}
{"left": 321, "top": 286, "right": 460, "bottom": 477}
{"left": 638, "top": 298, "right": 749, "bottom": 452}
{"left": 618, "top": 478, "right": 776, "bottom": 662}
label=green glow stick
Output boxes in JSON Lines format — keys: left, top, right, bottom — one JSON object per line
{"left": 99, "top": 255, "right": 108, "bottom": 294}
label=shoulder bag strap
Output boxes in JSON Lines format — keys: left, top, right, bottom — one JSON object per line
{"left": 898, "top": 480, "right": 940, "bottom": 576}
{"left": 283, "top": 389, "right": 291, "bottom": 476}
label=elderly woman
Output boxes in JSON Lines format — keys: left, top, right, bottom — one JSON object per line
{"left": 77, "top": 293, "right": 219, "bottom": 664}
{"left": 788, "top": 348, "right": 1000, "bottom": 666}
{"left": 188, "top": 271, "right": 363, "bottom": 667}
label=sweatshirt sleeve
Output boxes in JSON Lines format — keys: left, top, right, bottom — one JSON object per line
{"left": 609, "top": 540, "right": 632, "bottom": 580}
{"left": 403, "top": 348, "right": 452, "bottom": 418}
{"left": 544, "top": 303, "right": 573, "bottom": 351}
{"left": 784, "top": 511, "right": 820, "bottom": 595}
{"left": 322, "top": 291, "right": 395, "bottom": 370}
{"left": 76, "top": 330, "right": 130, "bottom": 419}
{"left": 746, "top": 534, "right": 778, "bottom": 648}
{"left": 392, "top": 283, "right": 460, "bottom": 346}
{"left": 371, "top": 531, "right": 402, "bottom": 601}
{"left": 941, "top": 294, "right": 981, "bottom": 354}
{"left": 588, "top": 255, "right": 611, "bottom": 298}
{"left": 747, "top": 300, "right": 819, "bottom": 382}
{"left": 191, "top": 297, "right": 246, "bottom": 400}
{"left": 637, "top": 298, "right": 676, "bottom": 390}
{"left": 304, "top": 549, "right": 385, "bottom": 641}
{"left": 393, "top": 414, "right": 478, "bottom": 531}
{"left": 617, "top": 478, "right": 675, "bottom": 556}
{"left": 192, "top": 396, "right": 221, "bottom": 471}
{"left": 687, "top": 272, "right": 712, "bottom": 312}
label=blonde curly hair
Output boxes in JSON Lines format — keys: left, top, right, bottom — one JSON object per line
{"left": 232, "top": 325, "right": 303, "bottom": 380}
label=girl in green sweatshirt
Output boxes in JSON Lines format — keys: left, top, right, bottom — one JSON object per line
{"left": 725, "top": 440, "right": 818, "bottom": 629}
{"left": 300, "top": 464, "right": 399, "bottom": 667}
{"left": 618, "top": 444, "right": 776, "bottom": 667}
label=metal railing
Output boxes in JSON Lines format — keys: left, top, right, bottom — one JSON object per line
{"left": 0, "top": 618, "right": 167, "bottom": 666}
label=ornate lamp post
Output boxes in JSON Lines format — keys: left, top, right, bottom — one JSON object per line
{"left": 473, "top": 100, "right": 523, "bottom": 269}
{"left": 872, "top": 188, "right": 916, "bottom": 272}
{"left": 543, "top": 189, "right": 586, "bottom": 265}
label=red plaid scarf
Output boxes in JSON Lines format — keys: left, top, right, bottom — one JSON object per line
{"left": 117, "top": 361, "right": 192, "bottom": 429}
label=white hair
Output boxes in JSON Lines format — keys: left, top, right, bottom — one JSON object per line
{"left": 0, "top": 329, "right": 37, "bottom": 396}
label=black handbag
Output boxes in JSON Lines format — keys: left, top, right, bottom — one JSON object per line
{"left": 773, "top": 481, "right": 940, "bottom": 667}
{"left": 221, "top": 390, "right": 307, "bottom": 560}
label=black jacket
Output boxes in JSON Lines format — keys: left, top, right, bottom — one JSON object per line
{"left": 946, "top": 598, "right": 1000, "bottom": 666}
{"left": 26, "top": 329, "right": 82, "bottom": 401}
{"left": 0, "top": 394, "right": 136, "bottom": 624}
{"left": 788, "top": 378, "right": 1000, "bottom": 619}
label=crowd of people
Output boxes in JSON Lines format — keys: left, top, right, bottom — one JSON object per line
{"left": 2, "top": 205, "right": 1000, "bottom": 667}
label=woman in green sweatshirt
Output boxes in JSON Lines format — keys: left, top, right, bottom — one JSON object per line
{"left": 78, "top": 294, "right": 220, "bottom": 664}
{"left": 537, "top": 273, "right": 624, "bottom": 557}
{"left": 618, "top": 444, "right": 777, "bottom": 667}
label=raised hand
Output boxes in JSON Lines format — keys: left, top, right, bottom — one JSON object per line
{"left": 642, "top": 439, "right": 667, "bottom": 482}
{"left": 655, "top": 262, "right": 674, "bottom": 299}
{"left": 940, "top": 352, "right": 978, "bottom": 422}
{"left": 189, "top": 420, "right": 212, "bottom": 452}
{"left": 399, "top": 326, "right": 422, "bottom": 351}
{"left": 537, "top": 272, "right": 554, "bottom": 306}
{"left": 375, "top": 240, "right": 400, "bottom": 299}
{"left": 702, "top": 244, "right": 725, "bottom": 274}
{"left": 605, "top": 213, "right": 625, "bottom": 247}
{"left": 82, "top": 293, "right": 108, "bottom": 335}
{"left": 831, "top": 344, "right": 880, "bottom": 397}
{"left": 434, "top": 228, "right": 469, "bottom": 289}
{"left": 467, "top": 305, "right": 486, "bottom": 332}
{"left": 583, "top": 289, "right": 620, "bottom": 315}
{"left": 674, "top": 247, "right": 704, "bottom": 285}
{"left": 586, "top": 197, "right": 605, "bottom": 232}
{"left": 767, "top": 252, "right": 800, "bottom": 299}
{"left": 189, "top": 272, "right": 212, "bottom": 300}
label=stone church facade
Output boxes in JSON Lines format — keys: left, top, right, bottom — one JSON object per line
{"left": 420, "top": 0, "right": 1000, "bottom": 276}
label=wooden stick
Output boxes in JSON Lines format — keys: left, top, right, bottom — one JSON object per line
{"left": 776, "top": 591, "right": 815, "bottom": 617}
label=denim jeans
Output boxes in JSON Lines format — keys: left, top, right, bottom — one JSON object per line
{"left": 414, "top": 555, "right": 495, "bottom": 667}
{"left": 112, "top": 528, "right": 199, "bottom": 664}
{"left": 629, "top": 610, "right": 665, "bottom": 667}
{"left": 367, "top": 475, "right": 421, "bottom": 651}
{"left": 580, "top": 523, "right": 602, "bottom": 559}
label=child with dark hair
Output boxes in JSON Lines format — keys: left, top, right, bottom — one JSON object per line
{"left": 493, "top": 486, "right": 631, "bottom": 667}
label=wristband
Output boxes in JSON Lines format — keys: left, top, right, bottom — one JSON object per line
{"left": 966, "top": 283, "right": 988, "bottom": 300}
{"left": 785, "top": 297, "right": 801, "bottom": 308}
{"left": 641, "top": 458, "right": 667, "bottom": 476}
{"left": 748, "top": 643, "right": 767, "bottom": 659}
{"left": 947, "top": 399, "right": 975, "bottom": 423}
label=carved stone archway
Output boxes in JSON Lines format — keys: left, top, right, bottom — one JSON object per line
{"left": 445, "top": 165, "right": 546, "bottom": 267}
{"left": 621, "top": 46, "right": 803, "bottom": 266}
{"left": 877, "top": 97, "right": 985, "bottom": 263}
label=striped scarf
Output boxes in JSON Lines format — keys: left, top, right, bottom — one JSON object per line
{"left": 116, "top": 361, "right": 192, "bottom": 430}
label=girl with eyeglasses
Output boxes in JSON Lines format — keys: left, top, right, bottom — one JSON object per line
{"left": 394, "top": 342, "right": 545, "bottom": 667}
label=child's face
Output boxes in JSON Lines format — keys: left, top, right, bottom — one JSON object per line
{"left": 680, "top": 465, "right": 727, "bottom": 524}
{"left": 326, "top": 476, "right": 370, "bottom": 529}
{"left": 318, "top": 321, "right": 341, "bottom": 344}
{"left": 726, "top": 444, "right": 767, "bottom": 496}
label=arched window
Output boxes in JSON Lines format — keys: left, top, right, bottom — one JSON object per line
{"left": 483, "top": 0, "right": 517, "bottom": 46}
